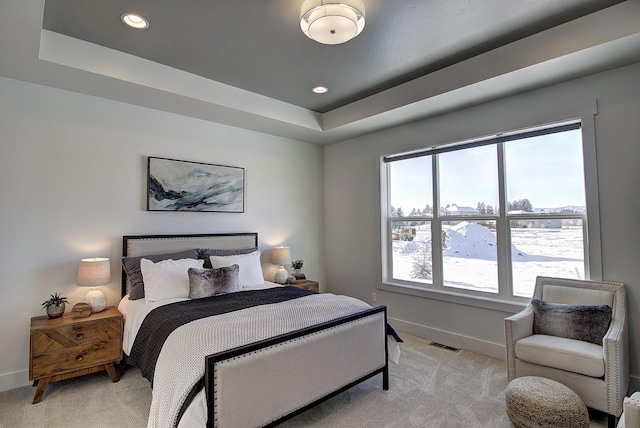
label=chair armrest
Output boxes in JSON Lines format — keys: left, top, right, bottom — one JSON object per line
{"left": 504, "top": 304, "right": 534, "bottom": 381}
{"left": 604, "top": 308, "right": 629, "bottom": 416}
{"left": 505, "top": 305, "right": 534, "bottom": 342}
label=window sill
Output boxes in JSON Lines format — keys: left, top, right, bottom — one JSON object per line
{"left": 379, "top": 281, "right": 527, "bottom": 314}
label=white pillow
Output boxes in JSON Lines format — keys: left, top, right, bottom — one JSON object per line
{"left": 141, "top": 258, "right": 204, "bottom": 302}
{"left": 209, "top": 250, "right": 264, "bottom": 287}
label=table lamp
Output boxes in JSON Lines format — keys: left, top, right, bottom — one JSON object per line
{"left": 272, "top": 247, "right": 291, "bottom": 284}
{"left": 77, "top": 257, "right": 110, "bottom": 313}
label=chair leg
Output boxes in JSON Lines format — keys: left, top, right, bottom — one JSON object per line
{"left": 607, "top": 413, "right": 617, "bottom": 428}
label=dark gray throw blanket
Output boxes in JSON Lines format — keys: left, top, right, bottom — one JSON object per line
{"left": 128, "top": 286, "right": 316, "bottom": 386}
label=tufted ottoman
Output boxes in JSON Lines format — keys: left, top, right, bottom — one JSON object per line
{"left": 505, "top": 376, "right": 589, "bottom": 428}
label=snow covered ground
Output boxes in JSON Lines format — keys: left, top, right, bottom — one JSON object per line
{"left": 392, "top": 222, "right": 584, "bottom": 297}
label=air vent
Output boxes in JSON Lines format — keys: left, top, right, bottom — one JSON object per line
{"left": 429, "top": 342, "right": 460, "bottom": 352}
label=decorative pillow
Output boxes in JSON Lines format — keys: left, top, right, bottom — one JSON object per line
{"left": 140, "top": 258, "right": 204, "bottom": 302}
{"left": 187, "top": 265, "right": 240, "bottom": 299}
{"left": 531, "top": 298, "right": 612, "bottom": 345}
{"left": 122, "top": 249, "right": 199, "bottom": 300}
{"left": 209, "top": 250, "right": 264, "bottom": 288}
{"left": 197, "top": 248, "right": 258, "bottom": 268}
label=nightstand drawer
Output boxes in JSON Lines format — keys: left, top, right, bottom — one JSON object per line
{"left": 31, "top": 340, "right": 121, "bottom": 379}
{"left": 290, "top": 280, "right": 319, "bottom": 292}
{"left": 31, "top": 317, "right": 121, "bottom": 355}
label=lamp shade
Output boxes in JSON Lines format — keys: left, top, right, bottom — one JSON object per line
{"left": 77, "top": 258, "right": 111, "bottom": 286}
{"left": 77, "top": 258, "right": 110, "bottom": 313}
{"left": 272, "top": 247, "right": 292, "bottom": 266}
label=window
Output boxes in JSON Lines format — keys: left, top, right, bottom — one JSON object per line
{"left": 382, "top": 122, "right": 589, "bottom": 301}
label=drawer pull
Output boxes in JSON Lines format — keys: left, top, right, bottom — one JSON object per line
{"left": 76, "top": 355, "right": 83, "bottom": 362}
{"left": 76, "top": 333, "right": 84, "bottom": 340}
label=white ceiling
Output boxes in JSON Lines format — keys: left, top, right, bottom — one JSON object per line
{"left": 1, "top": 0, "right": 640, "bottom": 144}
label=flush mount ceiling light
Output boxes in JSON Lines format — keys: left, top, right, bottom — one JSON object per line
{"left": 121, "top": 13, "right": 149, "bottom": 29}
{"left": 300, "top": 0, "right": 365, "bottom": 45}
{"left": 312, "top": 86, "right": 329, "bottom": 94}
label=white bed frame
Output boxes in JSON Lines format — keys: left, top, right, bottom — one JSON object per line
{"left": 122, "top": 233, "right": 389, "bottom": 428}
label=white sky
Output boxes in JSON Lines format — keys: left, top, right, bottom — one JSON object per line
{"left": 389, "top": 129, "right": 585, "bottom": 212}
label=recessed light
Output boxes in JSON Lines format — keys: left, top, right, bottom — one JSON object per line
{"left": 121, "top": 13, "right": 149, "bottom": 29}
{"left": 313, "top": 86, "right": 329, "bottom": 94}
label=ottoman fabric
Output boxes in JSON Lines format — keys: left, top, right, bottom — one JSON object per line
{"left": 506, "top": 376, "right": 589, "bottom": 428}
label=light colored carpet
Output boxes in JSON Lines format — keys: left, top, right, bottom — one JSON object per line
{"left": 0, "top": 334, "right": 607, "bottom": 428}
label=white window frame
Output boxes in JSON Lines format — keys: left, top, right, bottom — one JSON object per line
{"left": 378, "top": 114, "right": 603, "bottom": 312}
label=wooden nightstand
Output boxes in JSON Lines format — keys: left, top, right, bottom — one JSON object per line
{"left": 29, "top": 306, "right": 123, "bottom": 403}
{"left": 290, "top": 280, "right": 319, "bottom": 292}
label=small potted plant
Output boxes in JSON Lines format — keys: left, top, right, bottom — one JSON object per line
{"left": 42, "top": 292, "right": 68, "bottom": 319}
{"left": 291, "top": 260, "right": 306, "bottom": 280}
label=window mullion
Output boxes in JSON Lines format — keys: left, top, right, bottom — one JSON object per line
{"left": 386, "top": 219, "right": 393, "bottom": 281}
{"left": 582, "top": 214, "right": 590, "bottom": 280}
{"left": 431, "top": 154, "right": 443, "bottom": 288}
{"left": 383, "top": 163, "right": 393, "bottom": 283}
{"left": 496, "top": 143, "right": 512, "bottom": 299}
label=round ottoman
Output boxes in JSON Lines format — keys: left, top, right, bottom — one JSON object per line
{"left": 505, "top": 376, "right": 589, "bottom": 428}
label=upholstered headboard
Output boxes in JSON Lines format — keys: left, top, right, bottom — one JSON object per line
{"left": 121, "top": 233, "right": 258, "bottom": 297}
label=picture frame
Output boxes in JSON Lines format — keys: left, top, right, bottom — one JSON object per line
{"left": 147, "top": 156, "right": 245, "bottom": 212}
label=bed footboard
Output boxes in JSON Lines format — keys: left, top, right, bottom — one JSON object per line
{"left": 205, "top": 306, "right": 388, "bottom": 428}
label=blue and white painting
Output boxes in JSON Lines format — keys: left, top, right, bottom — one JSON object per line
{"left": 147, "top": 157, "right": 244, "bottom": 212}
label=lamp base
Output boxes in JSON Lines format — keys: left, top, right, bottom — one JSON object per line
{"left": 274, "top": 266, "right": 289, "bottom": 284}
{"left": 85, "top": 288, "right": 107, "bottom": 313}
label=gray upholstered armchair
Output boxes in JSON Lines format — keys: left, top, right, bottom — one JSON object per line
{"left": 505, "top": 276, "right": 628, "bottom": 426}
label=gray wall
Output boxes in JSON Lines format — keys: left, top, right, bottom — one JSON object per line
{"left": 324, "top": 63, "right": 640, "bottom": 388}
{"left": 0, "top": 76, "right": 325, "bottom": 391}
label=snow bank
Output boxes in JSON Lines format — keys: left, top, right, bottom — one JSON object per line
{"left": 443, "top": 221, "right": 524, "bottom": 260}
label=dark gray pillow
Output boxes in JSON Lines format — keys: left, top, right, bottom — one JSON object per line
{"left": 531, "top": 298, "right": 612, "bottom": 345}
{"left": 197, "top": 248, "right": 258, "bottom": 268}
{"left": 187, "top": 265, "right": 240, "bottom": 299}
{"left": 122, "top": 249, "right": 199, "bottom": 300}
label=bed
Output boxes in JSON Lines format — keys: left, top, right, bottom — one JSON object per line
{"left": 117, "top": 232, "right": 396, "bottom": 428}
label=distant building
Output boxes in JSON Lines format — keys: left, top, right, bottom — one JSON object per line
{"left": 442, "top": 205, "right": 480, "bottom": 216}
{"left": 508, "top": 210, "right": 562, "bottom": 228}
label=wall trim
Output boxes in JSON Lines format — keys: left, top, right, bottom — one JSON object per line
{"left": 389, "top": 317, "right": 505, "bottom": 361}
{"left": 0, "top": 369, "right": 29, "bottom": 393}
{"left": 380, "top": 282, "right": 525, "bottom": 314}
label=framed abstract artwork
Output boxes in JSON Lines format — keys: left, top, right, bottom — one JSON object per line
{"left": 147, "top": 157, "right": 245, "bottom": 212}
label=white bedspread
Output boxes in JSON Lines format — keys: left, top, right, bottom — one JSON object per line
{"left": 118, "top": 285, "right": 400, "bottom": 428}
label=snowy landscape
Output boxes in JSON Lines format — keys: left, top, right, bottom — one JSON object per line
{"left": 392, "top": 221, "right": 584, "bottom": 297}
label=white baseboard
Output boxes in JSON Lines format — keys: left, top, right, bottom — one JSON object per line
{"left": 0, "top": 369, "right": 30, "bottom": 393}
{"left": 389, "top": 317, "right": 506, "bottom": 361}
{"left": 390, "top": 317, "right": 640, "bottom": 395}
